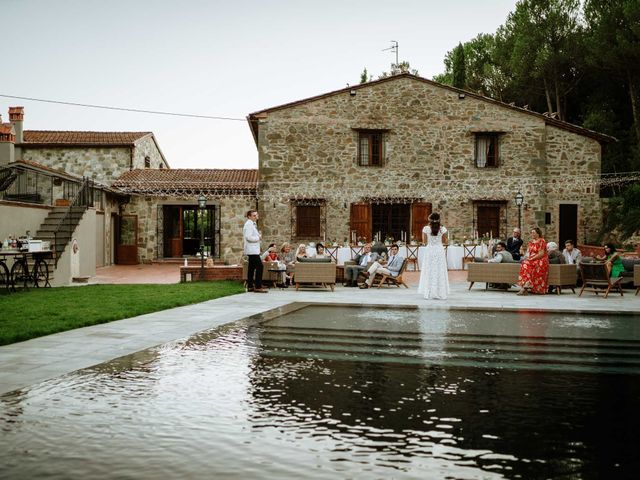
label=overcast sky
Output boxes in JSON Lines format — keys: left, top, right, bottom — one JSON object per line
{"left": 2, "top": 0, "right": 517, "bottom": 169}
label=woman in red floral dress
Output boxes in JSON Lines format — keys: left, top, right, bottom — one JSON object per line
{"left": 517, "top": 227, "right": 549, "bottom": 295}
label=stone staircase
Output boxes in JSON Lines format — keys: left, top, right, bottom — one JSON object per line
{"left": 36, "top": 206, "right": 87, "bottom": 266}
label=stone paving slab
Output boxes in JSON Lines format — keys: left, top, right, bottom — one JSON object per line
{"left": 1, "top": 279, "right": 638, "bottom": 395}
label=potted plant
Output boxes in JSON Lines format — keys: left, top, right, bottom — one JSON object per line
{"left": 357, "top": 236, "right": 366, "bottom": 246}
{"left": 384, "top": 235, "right": 393, "bottom": 246}
{"left": 410, "top": 235, "right": 417, "bottom": 246}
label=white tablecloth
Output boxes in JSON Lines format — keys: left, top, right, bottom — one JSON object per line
{"left": 317, "top": 245, "right": 489, "bottom": 270}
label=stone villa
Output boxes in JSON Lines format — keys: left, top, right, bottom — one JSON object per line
{"left": 1, "top": 74, "right": 614, "bottom": 284}
{"left": 248, "top": 73, "right": 613, "bottom": 249}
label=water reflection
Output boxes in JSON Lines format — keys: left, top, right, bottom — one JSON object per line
{"left": 0, "top": 307, "right": 638, "bottom": 479}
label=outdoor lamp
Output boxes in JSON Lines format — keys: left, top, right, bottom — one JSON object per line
{"left": 198, "top": 194, "right": 207, "bottom": 280}
{"left": 515, "top": 192, "right": 524, "bottom": 231}
{"left": 515, "top": 192, "right": 524, "bottom": 207}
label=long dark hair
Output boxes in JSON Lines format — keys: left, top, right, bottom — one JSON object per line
{"left": 604, "top": 242, "right": 617, "bottom": 253}
{"left": 428, "top": 212, "right": 441, "bottom": 236}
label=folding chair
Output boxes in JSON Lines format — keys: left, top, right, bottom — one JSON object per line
{"left": 374, "top": 258, "right": 409, "bottom": 288}
{"left": 578, "top": 262, "right": 623, "bottom": 298}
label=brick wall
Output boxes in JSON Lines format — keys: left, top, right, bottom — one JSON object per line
{"left": 180, "top": 265, "right": 243, "bottom": 282}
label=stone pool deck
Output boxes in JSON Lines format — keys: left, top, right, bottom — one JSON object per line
{"left": 1, "top": 268, "right": 638, "bottom": 395}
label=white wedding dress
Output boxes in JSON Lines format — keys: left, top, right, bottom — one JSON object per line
{"left": 418, "top": 225, "right": 450, "bottom": 300}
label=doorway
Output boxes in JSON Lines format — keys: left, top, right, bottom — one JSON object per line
{"left": 371, "top": 203, "right": 411, "bottom": 242}
{"left": 162, "top": 205, "right": 218, "bottom": 257}
{"left": 558, "top": 204, "right": 578, "bottom": 246}
{"left": 476, "top": 204, "right": 502, "bottom": 239}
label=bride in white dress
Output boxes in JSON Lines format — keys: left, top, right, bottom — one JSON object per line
{"left": 418, "top": 212, "right": 450, "bottom": 300}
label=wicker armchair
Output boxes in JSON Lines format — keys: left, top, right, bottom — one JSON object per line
{"left": 242, "top": 260, "right": 279, "bottom": 288}
{"left": 294, "top": 262, "right": 336, "bottom": 291}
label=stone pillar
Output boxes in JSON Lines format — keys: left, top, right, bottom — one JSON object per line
{"left": 8, "top": 107, "right": 24, "bottom": 143}
{"left": 0, "top": 119, "right": 15, "bottom": 166}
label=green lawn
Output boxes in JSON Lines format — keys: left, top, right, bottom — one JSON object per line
{"left": 0, "top": 281, "right": 245, "bottom": 346}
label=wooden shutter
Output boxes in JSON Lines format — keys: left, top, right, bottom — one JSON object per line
{"left": 350, "top": 203, "right": 371, "bottom": 242}
{"left": 411, "top": 202, "right": 432, "bottom": 241}
{"left": 296, "top": 205, "right": 321, "bottom": 237}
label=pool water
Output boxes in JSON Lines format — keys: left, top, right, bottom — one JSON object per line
{"left": 1, "top": 306, "right": 640, "bottom": 479}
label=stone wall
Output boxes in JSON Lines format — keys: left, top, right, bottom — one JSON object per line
{"left": 132, "top": 135, "right": 169, "bottom": 169}
{"left": 21, "top": 146, "right": 131, "bottom": 186}
{"left": 255, "top": 76, "right": 603, "bottom": 246}
{"left": 122, "top": 194, "right": 256, "bottom": 264}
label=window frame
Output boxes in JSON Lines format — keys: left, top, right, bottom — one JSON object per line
{"left": 358, "top": 130, "right": 385, "bottom": 167}
{"left": 474, "top": 133, "right": 500, "bottom": 168}
{"left": 291, "top": 200, "right": 326, "bottom": 240}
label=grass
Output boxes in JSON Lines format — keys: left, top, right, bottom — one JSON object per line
{"left": 0, "top": 281, "right": 245, "bottom": 346}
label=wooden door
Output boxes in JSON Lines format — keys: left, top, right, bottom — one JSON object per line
{"left": 477, "top": 206, "right": 500, "bottom": 238}
{"left": 558, "top": 204, "right": 578, "bottom": 246}
{"left": 411, "top": 202, "right": 432, "bottom": 241}
{"left": 350, "top": 203, "right": 371, "bottom": 242}
{"left": 116, "top": 214, "right": 138, "bottom": 264}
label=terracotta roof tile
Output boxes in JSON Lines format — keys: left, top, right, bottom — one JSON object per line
{"left": 22, "top": 131, "right": 151, "bottom": 146}
{"left": 112, "top": 169, "right": 258, "bottom": 194}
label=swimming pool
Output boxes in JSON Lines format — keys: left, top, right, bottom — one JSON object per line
{"left": 1, "top": 305, "right": 639, "bottom": 478}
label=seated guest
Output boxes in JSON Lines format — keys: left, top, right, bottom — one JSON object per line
{"left": 596, "top": 243, "right": 624, "bottom": 278}
{"left": 360, "top": 244, "right": 404, "bottom": 289}
{"left": 562, "top": 240, "right": 582, "bottom": 265}
{"left": 295, "top": 244, "right": 308, "bottom": 261}
{"left": 547, "top": 242, "right": 566, "bottom": 264}
{"left": 279, "top": 242, "right": 296, "bottom": 286}
{"left": 507, "top": 228, "right": 524, "bottom": 261}
{"left": 486, "top": 241, "right": 514, "bottom": 263}
{"left": 314, "top": 242, "right": 329, "bottom": 258}
{"left": 262, "top": 243, "right": 279, "bottom": 262}
{"left": 344, "top": 243, "right": 379, "bottom": 287}
{"left": 517, "top": 227, "right": 549, "bottom": 295}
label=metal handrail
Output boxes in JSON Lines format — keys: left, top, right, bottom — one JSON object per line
{"left": 52, "top": 177, "right": 94, "bottom": 267}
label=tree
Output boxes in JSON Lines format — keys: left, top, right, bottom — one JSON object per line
{"left": 500, "top": 0, "right": 584, "bottom": 120}
{"left": 452, "top": 43, "right": 466, "bottom": 89}
{"left": 360, "top": 68, "right": 370, "bottom": 84}
{"left": 584, "top": 0, "right": 640, "bottom": 141}
{"left": 377, "top": 61, "right": 419, "bottom": 79}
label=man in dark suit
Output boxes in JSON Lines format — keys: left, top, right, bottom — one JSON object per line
{"left": 506, "top": 228, "right": 523, "bottom": 261}
{"left": 344, "top": 243, "right": 379, "bottom": 287}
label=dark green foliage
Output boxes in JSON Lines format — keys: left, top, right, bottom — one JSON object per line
{"left": 0, "top": 281, "right": 245, "bottom": 345}
{"left": 452, "top": 43, "right": 466, "bottom": 89}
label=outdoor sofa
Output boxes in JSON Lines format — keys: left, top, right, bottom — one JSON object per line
{"left": 293, "top": 257, "right": 336, "bottom": 291}
{"left": 467, "top": 262, "right": 577, "bottom": 294}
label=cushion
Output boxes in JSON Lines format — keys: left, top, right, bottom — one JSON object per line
{"left": 297, "top": 257, "right": 332, "bottom": 263}
{"left": 621, "top": 257, "right": 640, "bottom": 271}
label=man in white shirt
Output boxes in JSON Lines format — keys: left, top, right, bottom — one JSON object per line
{"left": 562, "top": 240, "right": 582, "bottom": 265}
{"left": 243, "top": 210, "right": 267, "bottom": 293}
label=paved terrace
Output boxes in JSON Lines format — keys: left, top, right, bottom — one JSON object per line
{"left": 1, "top": 264, "right": 638, "bottom": 395}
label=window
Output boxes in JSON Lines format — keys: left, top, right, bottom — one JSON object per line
{"left": 475, "top": 134, "right": 499, "bottom": 167}
{"left": 144, "top": 156, "right": 151, "bottom": 168}
{"left": 358, "top": 131, "right": 384, "bottom": 166}
{"left": 295, "top": 205, "right": 321, "bottom": 238}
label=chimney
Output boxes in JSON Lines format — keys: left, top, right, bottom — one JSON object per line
{"left": 0, "top": 121, "right": 16, "bottom": 166}
{"left": 8, "top": 106, "right": 24, "bottom": 144}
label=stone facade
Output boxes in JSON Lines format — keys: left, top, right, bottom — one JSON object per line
{"left": 122, "top": 194, "right": 257, "bottom": 264}
{"left": 21, "top": 146, "right": 132, "bottom": 186}
{"left": 19, "top": 134, "right": 168, "bottom": 187}
{"left": 132, "top": 136, "right": 168, "bottom": 171}
{"left": 251, "top": 75, "right": 606, "bottom": 246}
